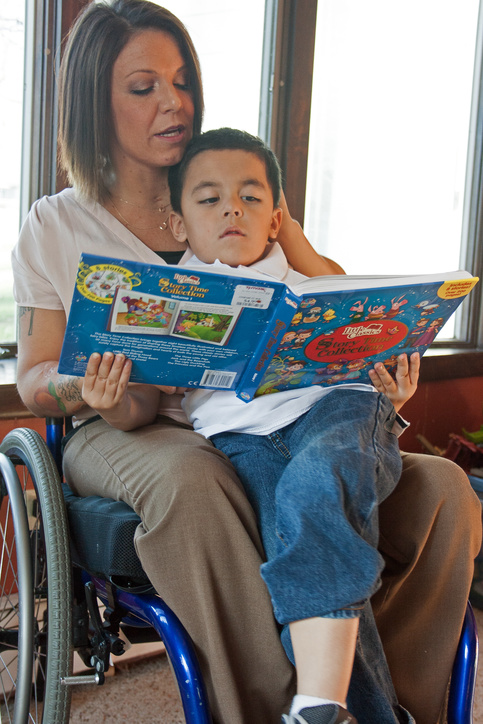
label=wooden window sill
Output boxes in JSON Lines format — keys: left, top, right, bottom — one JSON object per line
{"left": 418, "top": 348, "right": 483, "bottom": 382}
{"left": 0, "top": 358, "right": 32, "bottom": 419}
{"left": 1, "top": 350, "right": 482, "bottom": 420}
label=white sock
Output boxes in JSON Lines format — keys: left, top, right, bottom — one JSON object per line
{"left": 290, "top": 695, "right": 346, "bottom": 716}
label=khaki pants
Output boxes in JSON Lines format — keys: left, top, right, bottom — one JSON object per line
{"left": 64, "top": 417, "right": 481, "bottom": 724}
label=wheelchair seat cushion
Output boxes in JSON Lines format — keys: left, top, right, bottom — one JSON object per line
{"left": 62, "top": 484, "right": 150, "bottom": 585}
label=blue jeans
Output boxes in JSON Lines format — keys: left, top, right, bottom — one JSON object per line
{"left": 213, "top": 389, "right": 413, "bottom": 723}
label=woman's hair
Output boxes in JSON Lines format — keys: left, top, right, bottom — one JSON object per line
{"left": 58, "top": 0, "right": 204, "bottom": 201}
{"left": 168, "top": 127, "right": 283, "bottom": 214}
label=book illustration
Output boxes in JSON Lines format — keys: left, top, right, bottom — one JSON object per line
{"left": 81, "top": 265, "right": 138, "bottom": 301}
{"left": 255, "top": 276, "right": 478, "bottom": 397}
{"left": 108, "top": 287, "right": 241, "bottom": 345}
{"left": 169, "top": 303, "right": 240, "bottom": 345}
{"left": 109, "top": 288, "right": 177, "bottom": 334}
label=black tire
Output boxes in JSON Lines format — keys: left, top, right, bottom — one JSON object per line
{"left": 0, "top": 428, "right": 72, "bottom": 723}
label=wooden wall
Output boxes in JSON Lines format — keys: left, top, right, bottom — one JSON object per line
{"left": 2, "top": 376, "right": 482, "bottom": 456}
{"left": 401, "top": 375, "right": 483, "bottom": 454}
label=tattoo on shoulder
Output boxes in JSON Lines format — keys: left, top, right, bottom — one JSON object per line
{"left": 17, "top": 307, "right": 35, "bottom": 336}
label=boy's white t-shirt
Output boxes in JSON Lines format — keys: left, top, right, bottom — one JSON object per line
{"left": 180, "top": 245, "right": 375, "bottom": 439}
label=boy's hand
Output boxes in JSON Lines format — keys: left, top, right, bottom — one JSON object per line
{"left": 368, "top": 352, "right": 420, "bottom": 413}
{"left": 82, "top": 352, "right": 160, "bottom": 430}
{"left": 82, "top": 351, "right": 131, "bottom": 413}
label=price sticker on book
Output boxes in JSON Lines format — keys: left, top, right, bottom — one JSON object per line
{"left": 231, "top": 285, "right": 275, "bottom": 309}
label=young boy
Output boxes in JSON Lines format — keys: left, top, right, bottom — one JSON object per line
{"left": 167, "top": 128, "right": 419, "bottom": 724}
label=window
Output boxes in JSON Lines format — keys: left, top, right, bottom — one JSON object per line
{"left": 160, "top": 1, "right": 266, "bottom": 135}
{"left": 2, "top": 0, "right": 482, "bottom": 362}
{"left": 0, "top": 1, "right": 25, "bottom": 344}
{"left": 302, "top": 0, "right": 482, "bottom": 346}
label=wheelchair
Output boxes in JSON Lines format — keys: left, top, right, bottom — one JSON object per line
{"left": 0, "top": 419, "right": 211, "bottom": 723}
{"left": 0, "top": 418, "right": 479, "bottom": 724}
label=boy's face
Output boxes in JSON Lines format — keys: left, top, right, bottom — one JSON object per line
{"left": 170, "top": 149, "right": 282, "bottom": 266}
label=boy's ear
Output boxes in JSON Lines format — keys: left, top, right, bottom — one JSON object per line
{"left": 268, "top": 207, "right": 283, "bottom": 241}
{"left": 169, "top": 211, "right": 188, "bottom": 242}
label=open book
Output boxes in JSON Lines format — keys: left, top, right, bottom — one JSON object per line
{"left": 58, "top": 253, "right": 478, "bottom": 401}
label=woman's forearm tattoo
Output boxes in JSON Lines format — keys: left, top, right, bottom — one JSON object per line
{"left": 48, "top": 377, "right": 83, "bottom": 414}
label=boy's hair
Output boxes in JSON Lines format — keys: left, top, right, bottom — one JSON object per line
{"left": 168, "top": 127, "right": 283, "bottom": 214}
{"left": 58, "top": 0, "right": 204, "bottom": 202}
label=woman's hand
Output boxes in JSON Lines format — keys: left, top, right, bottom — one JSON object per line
{"left": 368, "top": 352, "right": 420, "bottom": 413}
{"left": 82, "top": 352, "right": 160, "bottom": 430}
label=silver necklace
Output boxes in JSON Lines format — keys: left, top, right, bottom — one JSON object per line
{"left": 115, "top": 195, "right": 171, "bottom": 214}
{"left": 110, "top": 197, "right": 171, "bottom": 232}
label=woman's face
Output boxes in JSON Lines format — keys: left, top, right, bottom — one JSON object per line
{"left": 110, "top": 29, "right": 195, "bottom": 174}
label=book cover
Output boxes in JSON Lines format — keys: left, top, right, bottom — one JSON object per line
{"left": 253, "top": 271, "right": 478, "bottom": 398}
{"left": 58, "top": 253, "right": 298, "bottom": 397}
{"left": 59, "top": 254, "right": 478, "bottom": 402}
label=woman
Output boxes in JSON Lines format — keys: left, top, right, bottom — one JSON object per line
{"left": 12, "top": 2, "right": 481, "bottom": 722}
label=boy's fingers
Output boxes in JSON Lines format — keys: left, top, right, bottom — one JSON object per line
{"left": 370, "top": 364, "right": 396, "bottom": 389}
{"left": 83, "top": 352, "right": 104, "bottom": 393}
{"left": 409, "top": 351, "right": 420, "bottom": 369}
{"left": 85, "top": 352, "right": 102, "bottom": 376}
{"left": 380, "top": 367, "right": 393, "bottom": 381}
{"left": 101, "top": 355, "right": 131, "bottom": 396}
{"left": 408, "top": 352, "right": 420, "bottom": 382}
{"left": 374, "top": 363, "right": 392, "bottom": 380}
{"left": 84, "top": 352, "right": 128, "bottom": 388}
{"left": 368, "top": 374, "right": 384, "bottom": 392}
{"left": 396, "top": 353, "right": 409, "bottom": 372}
{"left": 118, "top": 357, "right": 132, "bottom": 387}
{"left": 96, "top": 351, "right": 118, "bottom": 381}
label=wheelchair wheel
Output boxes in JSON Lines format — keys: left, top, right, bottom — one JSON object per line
{"left": 0, "top": 428, "right": 72, "bottom": 723}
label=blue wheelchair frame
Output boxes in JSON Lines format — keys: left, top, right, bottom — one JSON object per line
{"left": 448, "top": 602, "right": 479, "bottom": 724}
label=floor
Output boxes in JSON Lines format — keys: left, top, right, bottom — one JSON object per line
{"left": 471, "top": 606, "right": 483, "bottom": 723}
{"left": 68, "top": 609, "right": 483, "bottom": 724}
{"left": 69, "top": 643, "right": 185, "bottom": 723}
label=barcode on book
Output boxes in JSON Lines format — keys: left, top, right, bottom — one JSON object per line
{"left": 200, "top": 370, "right": 237, "bottom": 389}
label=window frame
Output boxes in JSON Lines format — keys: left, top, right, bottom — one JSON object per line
{"left": 21, "top": 0, "right": 86, "bottom": 216}
{"left": 260, "top": 0, "right": 317, "bottom": 225}
{"left": 10, "top": 0, "right": 483, "bottom": 381}
{"left": 461, "top": 0, "right": 483, "bottom": 352}
{"left": 264, "top": 0, "right": 483, "bottom": 378}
